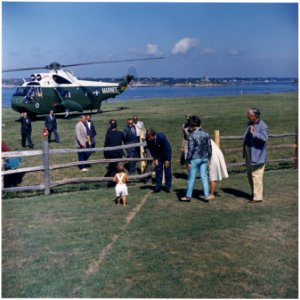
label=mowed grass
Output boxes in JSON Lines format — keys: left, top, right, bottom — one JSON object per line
{"left": 2, "top": 169, "right": 298, "bottom": 298}
{"left": 1, "top": 92, "right": 298, "bottom": 193}
{"left": 2, "top": 92, "right": 298, "bottom": 297}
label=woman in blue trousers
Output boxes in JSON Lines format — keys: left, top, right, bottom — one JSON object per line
{"left": 180, "top": 115, "right": 212, "bottom": 202}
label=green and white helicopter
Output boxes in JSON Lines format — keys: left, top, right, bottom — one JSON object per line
{"left": 3, "top": 57, "right": 163, "bottom": 118}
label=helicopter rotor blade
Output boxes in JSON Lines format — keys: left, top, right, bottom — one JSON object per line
{"left": 2, "top": 66, "right": 48, "bottom": 73}
{"left": 3, "top": 56, "right": 164, "bottom": 73}
{"left": 60, "top": 56, "right": 164, "bottom": 68}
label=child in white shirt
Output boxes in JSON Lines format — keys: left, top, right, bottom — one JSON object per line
{"left": 113, "top": 163, "right": 129, "bottom": 206}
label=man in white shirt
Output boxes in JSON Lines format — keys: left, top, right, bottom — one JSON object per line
{"left": 132, "top": 115, "right": 144, "bottom": 138}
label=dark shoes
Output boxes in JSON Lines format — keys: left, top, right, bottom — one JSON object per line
{"left": 152, "top": 189, "right": 161, "bottom": 194}
{"left": 151, "top": 188, "right": 171, "bottom": 194}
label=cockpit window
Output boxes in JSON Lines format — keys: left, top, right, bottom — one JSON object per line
{"left": 14, "top": 86, "right": 43, "bottom": 98}
{"left": 27, "top": 82, "right": 40, "bottom": 86}
{"left": 52, "top": 75, "right": 72, "bottom": 84}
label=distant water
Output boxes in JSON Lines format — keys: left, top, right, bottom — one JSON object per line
{"left": 2, "top": 82, "right": 298, "bottom": 108}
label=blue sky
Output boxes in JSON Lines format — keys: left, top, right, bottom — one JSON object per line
{"left": 2, "top": 2, "right": 298, "bottom": 78}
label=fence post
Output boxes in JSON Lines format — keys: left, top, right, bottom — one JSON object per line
{"left": 295, "top": 127, "right": 298, "bottom": 169}
{"left": 214, "top": 130, "right": 220, "bottom": 148}
{"left": 43, "top": 140, "right": 50, "bottom": 195}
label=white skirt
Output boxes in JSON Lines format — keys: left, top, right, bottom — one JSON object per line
{"left": 209, "top": 140, "right": 229, "bottom": 181}
{"left": 115, "top": 183, "right": 128, "bottom": 197}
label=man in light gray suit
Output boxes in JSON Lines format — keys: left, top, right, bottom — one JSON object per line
{"left": 75, "top": 115, "right": 90, "bottom": 171}
{"left": 243, "top": 108, "right": 268, "bottom": 203}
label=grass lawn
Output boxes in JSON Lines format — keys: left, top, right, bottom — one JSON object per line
{"left": 2, "top": 168, "right": 298, "bottom": 298}
{"left": 2, "top": 92, "right": 298, "bottom": 297}
{"left": 1, "top": 92, "right": 297, "bottom": 193}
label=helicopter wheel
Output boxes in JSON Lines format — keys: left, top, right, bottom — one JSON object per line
{"left": 64, "top": 109, "right": 70, "bottom": 118}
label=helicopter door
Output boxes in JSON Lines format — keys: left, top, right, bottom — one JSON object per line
{"left": 22, "top": 86, "right": 43, "bottom": 103}
{"left": 55, "top": 87, "right": 71, "bottom": 99}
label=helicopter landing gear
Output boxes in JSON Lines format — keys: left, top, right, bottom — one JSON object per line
{"left": 64, "top": 109, "right": 70, "bottom": 118}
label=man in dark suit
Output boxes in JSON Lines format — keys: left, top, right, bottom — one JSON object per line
{"left": 146, "top": 128, "right": 172, "bottom": 193}
{"left": 19, "top": 112, "right": 34, "bottom": 148}
{"left": 85, "top": 114, "right": 97, "bottom": 149}
{"left": 123, "top": 118, "right": 139, "bottom": 174}
{"left": 104, "top": 120, "right": 125, "bottom": 178}
{"left": 44, "top": 110, "right": 59, "bottom": 143}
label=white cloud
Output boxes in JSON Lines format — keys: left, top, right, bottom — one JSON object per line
{"left": 203, "top": 47, "right": 216, "bottom": 55}
{"left": 146, "top": 44, "right": 162, "bottom": 56}
{"left": 171, "top": 37, "right": 200, "bottom": 55}
{"left": 227, "top": 49, "right": 239, "bottom": 56}
{"left": 128, "top": 44, "right": 162, "bottom": 56}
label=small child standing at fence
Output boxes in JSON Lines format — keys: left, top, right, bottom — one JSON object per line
{"left": 113, "top": 163, "right": 129, "bottom": 206}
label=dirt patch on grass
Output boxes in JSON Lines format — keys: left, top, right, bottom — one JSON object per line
{"left": 85, "top": 192, "right": 152, "bottom": 277}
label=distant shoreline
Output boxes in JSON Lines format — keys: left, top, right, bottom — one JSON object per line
{"left": 2, "top": 77, "right": 298, "bottom": 89}
{"left": 2, "top": 85, "right": 18, "bottom": 88}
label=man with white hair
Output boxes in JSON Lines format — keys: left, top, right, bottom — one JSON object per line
{"left": 243, "top": 108, "right": 268, "bottom": 203}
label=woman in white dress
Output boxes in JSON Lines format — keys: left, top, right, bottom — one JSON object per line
{"left": 209, "top": 139, "right": 229, "bottom": 199}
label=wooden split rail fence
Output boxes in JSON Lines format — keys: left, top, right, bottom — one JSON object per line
{"left": 213, "top": 128, "right": 298, "bottom": 168}
{"left": 2, "top": 142, "right": 153, "bottom": 195}
{"left": 2, "top": 128, "right": 298, "bottom": 195}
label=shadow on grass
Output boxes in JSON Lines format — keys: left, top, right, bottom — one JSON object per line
{"left": 139, "top": 184, "right": 154, "bottom": 191}
{"left": 15, "top": 106, "right": 131, "bottom": 122}
{"left": 221, "top": 188, "right": 251, "bottom": 201}
{"left": 174, "top": 188, "right": 210, "bottom": 203}
{"left": 173, "top": 172, "right": 188, "bottom": 180}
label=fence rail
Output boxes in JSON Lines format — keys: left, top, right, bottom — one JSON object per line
{"left": 2, "top": 141, "right": 152, "bottom": 195}
{"left": 2, "top": 128, "right": 298, "bottom": 195}
{"left": 220, "top": 133, "right": 297, "bottom": 140}
{"left": 214, "top": 128, "right": 298, "bottom": 168}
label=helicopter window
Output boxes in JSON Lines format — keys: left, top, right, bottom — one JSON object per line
{"left": 52, "top": 75, "right": 71, "bottom": 84}
{"left": 14, "top": 87, "right": 28, "bottom": 97}
{"left": 35, "top": 87, "right": 43, "bottom": 97}
{"left": 61, "top": 90, "right": 71, "bottom": 98}
{"left": 14, "top": 86, "right": 43, "bottom": 99}
{"left": 27, "top": 82, "right": 40, "bottom": 86}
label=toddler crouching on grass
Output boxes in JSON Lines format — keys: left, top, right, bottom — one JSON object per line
{"left": 113, "top": 163, "right": 129, "bottom": 206}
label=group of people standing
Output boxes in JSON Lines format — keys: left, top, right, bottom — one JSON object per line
{"left": 75, "top": 114, "right": 97, "bottom": 171}
{"left": 178, "top": 109, "right": 268, "bottom": 203}
{"left": 76, "top": 114, "right": 145, "bottom": 175}
{"left": 142, "top": 109, "right": 268, "bottom": 204}
{"left": 18, "top": 107, "right": 268, "bottom": 204}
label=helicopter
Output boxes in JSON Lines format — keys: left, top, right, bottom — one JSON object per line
{"left": 3, "top": 57, "right": 163, "bottom": 118}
